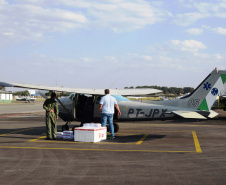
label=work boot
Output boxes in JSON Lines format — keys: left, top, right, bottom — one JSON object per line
{"left": 109, "top": 136, "right": 115, "bottom": 140}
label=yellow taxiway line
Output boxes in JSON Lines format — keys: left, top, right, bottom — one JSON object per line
{"left": 30, "top": 135, "right": 47, "bottom": 142}
{"left": 136, "top": 134, "right": 149, "bottom": 145}
{"left": 29, "top": 135, "right": 135, "bottom": 145}
{"left": 0, "top": 128, "right": 33, "bottom": 136}
{"left": 192, "top": 131, "right": 202, "bottom": 153}
{"left": 33, "top": 140, "right": 136, "bottom": 145}
{"left": 0, "top": 145, "right": 197, "bottom": 153}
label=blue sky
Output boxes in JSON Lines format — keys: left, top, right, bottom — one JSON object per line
{"left": 0, "top": 0, "right": 226, "bottom": 90}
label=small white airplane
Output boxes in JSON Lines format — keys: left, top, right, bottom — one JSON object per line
{"left": 15, "top": 96, "right": 36, "bottom": 102}
{"left": 0, "top": 68, "right": 226, "bottom": 132}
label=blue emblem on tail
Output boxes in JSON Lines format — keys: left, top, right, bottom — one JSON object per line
{"left": 203, "top": 82, "right": 211, "bottom": 90}
{"left": 211, "top": 88, "right": 218, "bottom": 96}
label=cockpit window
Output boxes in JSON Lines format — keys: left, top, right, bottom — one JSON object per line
{"left": 112, "top": 95, "right": 130, "bottom": 102}
{"left": 95, "top": 96, "right": 102, "bottom": 104}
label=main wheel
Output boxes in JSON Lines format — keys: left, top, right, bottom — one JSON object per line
{"left": 72, "top": 126, "right": 76, "bottom": 135}
{"left": 62, "top": 124, "right": 69, "bottom": 131}
{"left": 106, "top": 123, "right": 119, "bottom": 133}
{"left": 113, "top": 122, "right": 119, "bottom": 133}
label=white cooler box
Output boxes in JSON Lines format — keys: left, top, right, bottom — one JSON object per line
{"left": 83, "top": 123, "right": 101, "bottom": 128}
{"left": 74, "top": 127, "right": 107, "bottom": 142}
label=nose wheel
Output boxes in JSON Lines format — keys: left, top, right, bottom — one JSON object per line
{"left": 62, "top": 121, "right": 70, "bottom": 131}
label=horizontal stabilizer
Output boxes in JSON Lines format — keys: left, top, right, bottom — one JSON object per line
{"left": 172, "top": 110, "right": 207, "bottom": 119}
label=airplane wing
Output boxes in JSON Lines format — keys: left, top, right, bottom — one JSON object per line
{"left": 172, "top": 110, "right": 207, "bottom": 119}
{"left": 0, "top": 81, "right": 162, "bottom": 96}
{"left": 14, "top": 96, "right": 21, "bottom": 100}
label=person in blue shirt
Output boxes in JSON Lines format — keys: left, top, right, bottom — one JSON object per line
{"left": 99, "top": 89, "right": 121, "bottom": 139}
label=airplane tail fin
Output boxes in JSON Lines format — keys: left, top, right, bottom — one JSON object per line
{"left": 181, "top": 69, "right": 226, "bottom": 111}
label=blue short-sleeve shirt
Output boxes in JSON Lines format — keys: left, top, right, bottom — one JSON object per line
{"left": 100, "top": 94, "right": 117, "bottom": 114}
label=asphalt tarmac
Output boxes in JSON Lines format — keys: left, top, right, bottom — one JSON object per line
{"left": 0, "top": 102, "right": 226, "bottom": 185}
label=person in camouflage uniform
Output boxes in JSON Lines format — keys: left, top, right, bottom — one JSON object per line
{"left": 43, "top": 92, "right": 59, "bottom": 140}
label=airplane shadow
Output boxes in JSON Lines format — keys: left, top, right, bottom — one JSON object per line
{"left": 0, "top": 125, "right": 64, "bottom": 137}
{"left": 0, "top": 126, "right": 166, "bottom": 144}
{"left": 102, "top": 134, "right": 166, "bottom": 143}
{"left": 166, "top": 117, "right": 226, "bottom": 125}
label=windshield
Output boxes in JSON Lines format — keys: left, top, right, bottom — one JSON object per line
{"left": 112, "top": 95, "right": 130, "bottom": 102}
{"left": 69, "top": 93, "right": 75, "bottom": 99}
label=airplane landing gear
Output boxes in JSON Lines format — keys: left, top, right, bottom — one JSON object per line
{"left": 62, "top": 121, "right": 70, "bottom": 131}
{"left": 114, "top": 122, "right": 119, "bottom": 133}
{"left": 107, "top": 122, "right": 119, "bottom": 133}
{"left": 72, "top": 126, "right": 76, "bottom": 135}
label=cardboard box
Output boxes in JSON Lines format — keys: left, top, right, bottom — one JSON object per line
{"left": 63, "top": 131, "right": 74, "bottom": 140}
{"left": 74, "top": 127, "right": 107, "bottom": 142}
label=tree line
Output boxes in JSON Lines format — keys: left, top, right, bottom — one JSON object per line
{"left": 0, "top": 87, "right": 6, "bottom": 91}
{"left": 11, "top": 90, "right": 70, "bottom": 97}
{"left": 124, "top": 86, "right": 194, "bottom": 95}
{"left": 13, "top": 90, "right": 30, "bottom": 96}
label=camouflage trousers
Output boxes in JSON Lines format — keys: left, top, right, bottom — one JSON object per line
{"left": 45, "top": 114, "right": 57, "bottom": 139}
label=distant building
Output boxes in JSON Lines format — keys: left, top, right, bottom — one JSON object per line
{"left": 14, "top": 90, "right": 40, "bottom": 96}
{"left": 28, "top": 90, "right": 40, "bottom": 96}
{"left": 0, "top": 90, "right": 13, "bottom": 103}
{"left": 28, "top": 90, "right": 36, "bottom": 95}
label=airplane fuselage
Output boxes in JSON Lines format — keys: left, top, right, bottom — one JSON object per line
{"left": 116, "top": 101, "right": 208, "bottom": 121}
{"left": 57, "top": 95, "right": 208, "bottom": 123}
